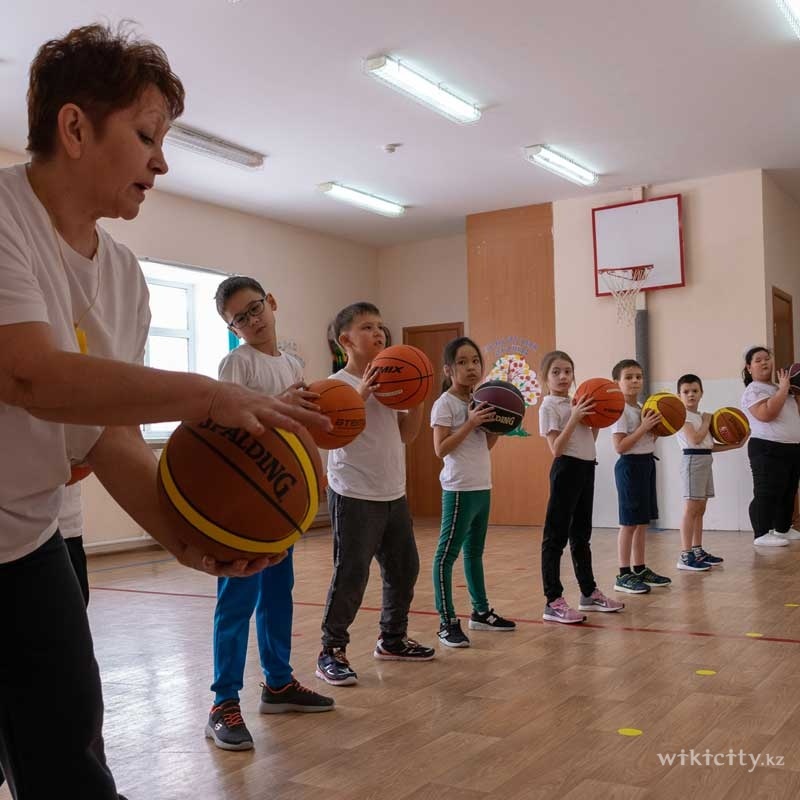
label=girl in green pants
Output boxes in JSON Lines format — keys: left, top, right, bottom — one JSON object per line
{"left": 430, "top": 337, "right": 516, "bottom": 647}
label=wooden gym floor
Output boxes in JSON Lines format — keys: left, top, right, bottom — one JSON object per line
{"left": 3, "top": 522, "right": 800, "bottom": 800}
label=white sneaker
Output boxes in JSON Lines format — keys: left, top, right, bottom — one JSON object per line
{"left": 753, "top": 532, "right": 790, "bottom": 547}
{"left": 776, "top": 529, "right": 800, "bottom": 541}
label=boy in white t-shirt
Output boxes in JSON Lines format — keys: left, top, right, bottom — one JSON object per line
{"left": 611, "top": 359, "right": 671, "bottom": 594}
{"left": 316, "top": 302, "right": 435, "bottom": 686}
{"left": 675, "top": 374, "right": 746, "bottom": 571}
{"left": 205, "top": 276, "right": 334, "bottom": 751}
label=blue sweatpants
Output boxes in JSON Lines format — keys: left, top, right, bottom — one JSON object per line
{"left": 211, "top": 548, "right": 294, "bottom": 704}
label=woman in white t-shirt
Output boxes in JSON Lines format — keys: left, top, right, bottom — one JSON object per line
{"left": 740, "top": 346, "right": 800, "bottom": 547}
{"left": 431, "top": 337, "right": 516, "bottom": 648}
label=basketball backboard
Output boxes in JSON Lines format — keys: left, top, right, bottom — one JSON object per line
{"left": 592, "top": 194, "right": 685, "bottom": 297}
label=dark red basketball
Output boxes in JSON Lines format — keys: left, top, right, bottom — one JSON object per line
{"left": 573, "top": 377, "right": 625, "bottom": 428}
{"left": 372, "top": 344, "right": 434, "bottom": 410}
{"left": 472, "top": 380, "right": 526, "bottom": 435}
{"left": 306, "top": 379, "right": 366, "bottom": 449}
{"left": 789, "top": 363, "right": 800, "bottom": 396}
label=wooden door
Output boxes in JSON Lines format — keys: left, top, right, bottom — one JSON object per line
{"left": 403, "top": 322, "right": 464, "bottom": 518}
{"left": 467, "top": 204, "right": 555, "bottom": 526}
{"left": 772, "top": 287, "right": 795, "bottom": 369}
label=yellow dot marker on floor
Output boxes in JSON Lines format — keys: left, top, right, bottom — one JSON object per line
{"left": 695, "top": 669, "right": 717, "bottom": 676}
{"left": 785, "top": 603, "right": 799, "bottom": 608}
{"left": 617, "top": 728, "right": 643, "bottom": 737}
{"left": 745, "top": 632, "right": 764, "bottom": 638}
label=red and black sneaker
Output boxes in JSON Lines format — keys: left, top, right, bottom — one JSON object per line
{"left": 374, "top": 637, "right": 435, "bottom": 661}
{"left": 205, "top": 699, "right": 253, "bottom": 751}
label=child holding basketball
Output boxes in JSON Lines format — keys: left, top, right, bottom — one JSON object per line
{"left": 538, "top": 351, "right": 624, "bottom": 622}
{"left": 740, "top": 346, "right": 800, "bottom": 547}
{"left": 611, "top": 359, "right": 671, "bottom": 593}
{"left": 430, "top": 337, "right": 516, "bottom": 646}
{"left": 317, "top": 302, "right": 434, "bottom": 686}
{"left": 675, "top": 373, "right": 746, "bottom": 570}
{"left": 206, "top": 276, "right": 334, "bottom": 752}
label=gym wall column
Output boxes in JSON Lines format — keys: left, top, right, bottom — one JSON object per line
{"left": 467, "top": 204, "right": 556, "bottom": 526}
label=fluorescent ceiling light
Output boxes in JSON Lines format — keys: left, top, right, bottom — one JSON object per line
{"left": 523, "top": 145, "right": 599, "bottom": 186}
{"left": 776, "top": 0, "right": 800, "bottom": 37}
{"left": 165, "top": 123, "right": 265, "bottom": 169}
{"left": 318, "top": 182, "right": 405, "bottom": 217}
{"left": 364, "top": 55, "right": 480, "bottom": 124}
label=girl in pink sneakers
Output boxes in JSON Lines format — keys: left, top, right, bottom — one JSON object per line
{"left": 538, "top": 351, "right": 624, "bottom": 623}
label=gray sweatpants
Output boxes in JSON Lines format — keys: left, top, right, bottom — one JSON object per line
{"left": 320, "top": 489, "right": 420, "bottom": 649}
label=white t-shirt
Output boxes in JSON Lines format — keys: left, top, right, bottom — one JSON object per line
{"left": 741, "top": 381, "right": 800, "bottom": 444}
{"left": 326, "top": 368, "right": 405, "bottom": 501}
{"left": 59, "top": 483, "right": 84, "bottom": 540}
{"left": 0, "top": 163, "right": 150, "bottom": 564}
{"left": 218, "top": 345, "right": 303, "bottom": 395}
{"left": 611, "top": 402, "right": 656, "bottom": 455}
{"left": 430, "top": 392, "right": 491, "bottom": 491}
{"left": 676, "top": 409, "right": 713, "bottom": 450}
{"left": 538, "top": 395, "right": 596, "bottom": 461}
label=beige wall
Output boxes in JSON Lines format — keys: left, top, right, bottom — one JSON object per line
{"left": 376, "top": 234, "right": 468, "bottom": 339}
{"left": 0, "top": 148, "right": 378, "bottom": 547}
{"left": 763, "top": 173, "right": 800, "bottom": 360}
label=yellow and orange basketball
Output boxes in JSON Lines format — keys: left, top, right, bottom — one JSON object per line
{"left": 371, "top": 344, "right": 434, "bottom": 410}
{"left": 711, "top": 406, "right": 749, "bottom": 445}
{"left": 306, "top": 378, "right": 366, "bottom": 449}
{"left": 157, "top": 419, "right": 323, "bottom": 561}
{"left": 641, "top": 391, "right": 686, "bottom": 437}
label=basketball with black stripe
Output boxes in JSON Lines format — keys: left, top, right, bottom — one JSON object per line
{"left": 471, "top": 380, "right": 526, "bottom": 435}
{"left": 711, "top": 406, "right": 750, "bottom": 445}
{"left": 789, "top": 363, "right": 800, "bottom": 396}
{"left": 157, "top": 419, "right": 323, "bottom": 561}
{"left": 573, "top": 377, "right": 625, "bottom": 428}
{"left": 372, "top": 344, "right": 434, "bottom": 410}
{"left": 641, "top": 391, "right": 686, "bottom": 437}
{"left": 306, "top": 378, "right": 366, "bottom": 449}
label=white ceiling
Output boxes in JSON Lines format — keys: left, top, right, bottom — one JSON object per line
{"left": 2, "top": 0, "right": 800, "bottom": 247}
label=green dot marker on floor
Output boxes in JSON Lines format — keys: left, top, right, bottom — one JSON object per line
{"left": 745, "top": 632, "right": 764, "bottom": 638}
{"left": 695, "top": 669, "right": 717, "bottom": 676}
{"left": 785, "top": 603, "right": 800, "bottom": 608}
{"left": 617, "top": 728, "right": 643, "bottom": 737}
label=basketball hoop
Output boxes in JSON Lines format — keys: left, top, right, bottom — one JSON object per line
{"left": 599, "top": 265, "right": 653, "bottom": 325}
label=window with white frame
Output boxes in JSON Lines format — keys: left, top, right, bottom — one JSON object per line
{"left": 139, "top": 259, "right": 234, "bottom": 441}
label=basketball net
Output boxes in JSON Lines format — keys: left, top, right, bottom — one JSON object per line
{"left": 599, "top": 265, "right": 653, "bottom": 325}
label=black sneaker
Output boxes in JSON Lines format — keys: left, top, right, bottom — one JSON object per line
{"left": 468, "top": 608, "right": 516, "bottom": 631}
{"left": 438, "top": 620, "right": 470, "bottom": 648}
{"left": 259, "top": 679, "right": 335, "bottom": 713}
{"left": 315, "top": 648, "right": 358, "bottom": 686}
{"left": 374, "top": 637, "right": 436, "bottom": 661}
{"left": 205, "top": 700, "right": 254, "bottom": 751}
{"left": 633, "top": 566, "right": 672, "bottom": 587}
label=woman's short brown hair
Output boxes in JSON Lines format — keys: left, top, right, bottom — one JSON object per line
{"left": 27, "top": 22, "right": 185, "bottom": 158}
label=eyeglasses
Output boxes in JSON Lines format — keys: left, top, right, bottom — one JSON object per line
{"left": 228, "top": 297, "right": 266, "bottom": 330}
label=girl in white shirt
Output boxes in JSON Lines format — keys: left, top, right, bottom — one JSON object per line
{"left": 741, "top": 347, "right": 800, "bottom": 546}
{"left": 431, "top": 337, "right": 515, "bottom": 647}
{"left": 538, "top": 350, "right": 624, "bottom": 624}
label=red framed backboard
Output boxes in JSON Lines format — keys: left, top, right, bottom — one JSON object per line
{"left": 592, "top": 194, "right": 685, "bottom": 297}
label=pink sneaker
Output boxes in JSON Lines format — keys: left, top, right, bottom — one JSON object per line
{"left": 579, "top": 588, "right": 624, "bottom": 612}
{"left": 542, "top": 597, "right": 586, "bottom": 624}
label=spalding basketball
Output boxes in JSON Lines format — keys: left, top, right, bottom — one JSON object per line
{"left": 711, "top": 407, "right": 750, "bottom": 446}
{"left": 157, "top": 419, "right": 323, "bottom": 561}
{"left": 472, "top": 380, "right": 526, "bottom": 435}
{"left": 67, "top": 462, "right": 93, "bottom": 486}
{"left": 573, "top": 378, "right": 625, "bottom": 428}
{"left": 306, "top": 379, "right": 366, "bottom": 449}
{"left": 789, "top": 363, "right": 800, "bottom": 396}
{"left": 372, "top": 344, "right": 434, "bottom": 410}
{"left": 641, "top": 391, "right": 686, "bottom": 437}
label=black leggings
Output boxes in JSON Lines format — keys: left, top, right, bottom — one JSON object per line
{"left": 747, "top": 438, "right": 800, "bottom": 537}
{"left": 0, "top": 532, "right": 118, "bottom": 799}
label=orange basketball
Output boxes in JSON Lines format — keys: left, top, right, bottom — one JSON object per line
{"left": 157, "top": 419, "right": 323, "bottom": 561}
{"left": 642, "top": 391, "right": 687, "bottom": 437}
{"left": 573, "top": 377, "right": 625, "bottom": 428}
{"left": 306, "top": 379, "right": 366, "bottom": 449}
{"left": 711, "top": 406, "right": 750, "bottom": 445}
{"left": 66, "top": 462, "right": 93, "bottom": 486}
{"left": 371, "top": 344, "right": 434, "bottom": 410}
